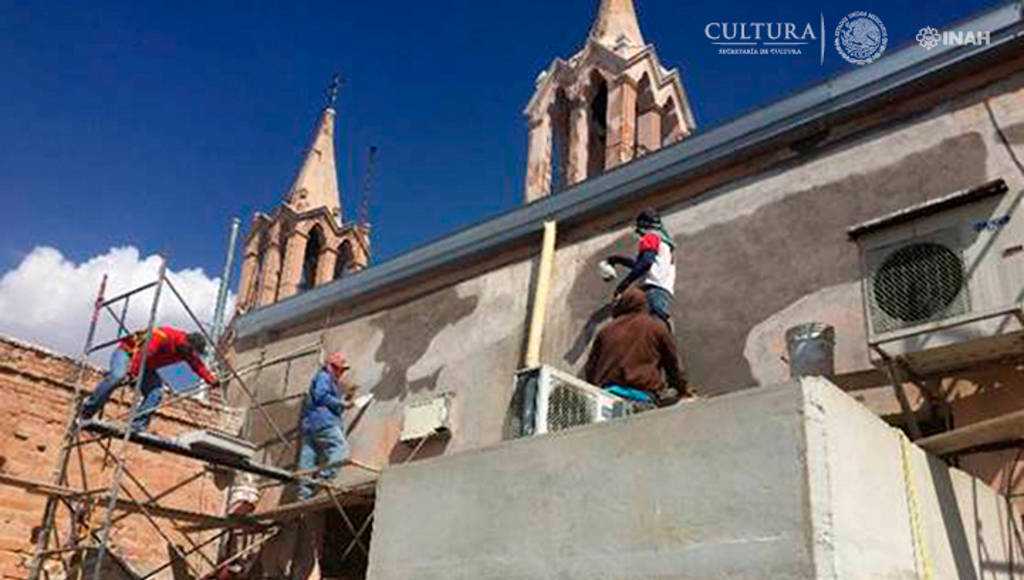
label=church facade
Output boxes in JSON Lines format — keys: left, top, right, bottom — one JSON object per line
{"left": 226, "top": 1, "right": 1024, "bottom": 576}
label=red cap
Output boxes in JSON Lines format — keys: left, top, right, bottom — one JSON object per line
{"left": 326, "top": 351, "right": 350, "bottom": 372}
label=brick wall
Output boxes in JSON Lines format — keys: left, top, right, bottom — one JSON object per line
{"left": 0, "top": 335, "right": 244, "bottom": 579}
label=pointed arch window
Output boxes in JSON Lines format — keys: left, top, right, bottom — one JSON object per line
{"left": 335, "top": 240, "right": 355, "bottom": 280}
{"left": 550, "top": 89, "right": 571, "bottom": 193}
{"left": 661, "top": 97, "right": 681, "bottom": 146}
{"left": 587, "top": 72, "right": 609, "bottom": 179}
{"left": 635, "top": 73, "right": 659, "bottom": 157}
{"left": 299, "top": 226, "right": 324, "bottom": 292}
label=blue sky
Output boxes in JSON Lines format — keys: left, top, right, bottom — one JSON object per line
{"left": 0, "top": 0, "right": 1002, "bottom": 281}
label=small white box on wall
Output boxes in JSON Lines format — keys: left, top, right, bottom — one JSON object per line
{"left": 400, "top": 393, "right": 453, "bottom": 442}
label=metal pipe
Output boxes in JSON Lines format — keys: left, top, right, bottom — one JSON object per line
{"left": 92, "top": 260, "right": 167, "bottom": 580}
{"left": 140, "top": 529, "right": 229, "bottom": 580}
{"left": 113, "top": 459, "right": 217, "bottom": 571}
{"left": 100, "top": 281, "right": 159, "bottom": 308}
{"left": 212, "top": 217, "right": 241, "bottom": 347}
{"left": 336, "top": 433, "right": 429, "bottom": 564}
{"left": 117, "top": 297, "right": 130, "bottom": 337}
{"left": 28, "top": 275, "right": 108, "bottom": 580}
{"left": 202, "top": 527, "right": 281, "bottom": 579}
{"left": 164, "top": 277, "right": 292, "bottom": 451}
{"left": 86, "top": 335, "right": 129, "bottom": 355}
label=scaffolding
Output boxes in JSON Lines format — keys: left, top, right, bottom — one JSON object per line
{"left": 20, "top": 256, "right": 393, "bottom": 580}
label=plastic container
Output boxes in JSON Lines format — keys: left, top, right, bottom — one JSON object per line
{"left": 786, "top": 323, "right": 836, "bottom": 379}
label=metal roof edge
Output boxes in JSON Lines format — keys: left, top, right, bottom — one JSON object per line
{"left": 235, "top": 2, "right": 1024, "bottom": 340}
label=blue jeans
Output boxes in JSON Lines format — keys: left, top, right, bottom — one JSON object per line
{"left": 297, "top": 425, "right": 350, "bottom": 500}
{"left": 81, "top": 348, "right": 164, "bottom": 433}
{"left": 644, "top": 285, "right": 673, "bottom": 326}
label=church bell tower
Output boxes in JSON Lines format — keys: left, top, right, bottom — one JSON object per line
{"left": 523, "top": 0, "right": 696, "bottom": 203}
{"left": 236, "top": 78, "right": 371, "bottom": 313}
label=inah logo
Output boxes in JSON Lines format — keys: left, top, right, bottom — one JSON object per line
{"left": 916, "top": 27, "right": 942, "bottom": 50}
{"left": 916, "top": 26, "right": 991, "bottom": 51}
{"left": 835, "top": 11, "right": 888, "bottom": 65}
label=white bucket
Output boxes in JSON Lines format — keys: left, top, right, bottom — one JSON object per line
{"left": 227, "top": 483, "right": 260, "bottom": 516}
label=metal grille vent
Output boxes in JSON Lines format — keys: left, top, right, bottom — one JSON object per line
{"left": 869, "top": 241, "right": 969, "bottom": 333}
{"left": 546, "top": 384, "right": 596, "bottom": 433}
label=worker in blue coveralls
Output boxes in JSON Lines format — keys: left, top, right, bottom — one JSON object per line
{"left": 297, "top": 351, "right": 355, "bottom": 501}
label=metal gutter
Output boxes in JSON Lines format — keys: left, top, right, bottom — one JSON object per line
{"left": 847, "top": 179, "right": 1010, "bottom": 239}
{"left": 235, "top": 2, "right": 1024, "bottom": 340}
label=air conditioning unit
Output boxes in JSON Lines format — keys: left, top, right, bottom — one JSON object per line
{"left": 504, "top": 365, "right": 631, "bottom": 439}
{"left": 849, "top": 179, "right": 1024, "bottom": 374}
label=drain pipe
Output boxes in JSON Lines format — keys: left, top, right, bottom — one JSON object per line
{"left": 525, "top": 221, "right": 558, "bottom": 368}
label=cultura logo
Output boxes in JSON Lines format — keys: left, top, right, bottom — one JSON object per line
{"left": 916, "top": 27, "right": 942, "bottom": 50}
{"left": 835, "top": 11, "right": 888, "bottom": 66}
{"left": 703, "top": 16, "right": 826, "bottom": 63}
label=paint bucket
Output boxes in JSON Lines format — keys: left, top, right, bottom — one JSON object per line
{"left": 227, "top": 483, "right": 260, "bottom": 516}
{"left": 786, "top": 323, "right": 835, "bottom": 379}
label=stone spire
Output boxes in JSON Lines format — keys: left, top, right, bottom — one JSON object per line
{"left": 236, "top": 79, "right": 371, "bottom": 313}
{"left": 588, "top": 0, "right": 646, "bottom": 53}
{"left": 285, "top": 106, "right": 342, "bottom": 219}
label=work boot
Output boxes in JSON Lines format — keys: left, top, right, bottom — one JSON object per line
{"left": 656, "top": 388, "right": 680, "bottom": 407}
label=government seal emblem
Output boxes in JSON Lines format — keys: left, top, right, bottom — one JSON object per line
{"left": 835, "top": 11, "right": 888, "bottom": 65}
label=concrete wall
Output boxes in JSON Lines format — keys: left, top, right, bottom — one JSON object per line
{"left": 807, "top": 377, "right": 1023, "bottom": 578}
{"left": 366, "top": 379, "right": 1023, "bottom": 579}
{"left": 231, "top": 63, "right": 1024, "bottom": 486}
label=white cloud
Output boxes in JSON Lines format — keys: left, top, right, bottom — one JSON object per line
{"left": 0, "top": 246, "right": 234, "bottom": 362}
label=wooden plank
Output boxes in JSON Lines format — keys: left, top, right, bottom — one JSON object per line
{"left": 79, "top": 419, "right": 297, "bottom": 482}
{"left": 917, "top": 409, "right": 1024, "bottom": 456}
{"left": 0, "top": 472, "right": 232, "bottom": 525}
{"left": 0, "top": 473, "right": 103, "bottom": 498}
{"left": 290, "top": 458, "right": 381, "bottom": 478}
{"left": 180, "top": 480, "right": 377, "bottom": 532}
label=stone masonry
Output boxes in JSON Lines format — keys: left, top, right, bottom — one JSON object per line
{"left": 523, "top": 0, "right": 697, "bottom": 202}
{"left": 236, "top": 105, "right": 371, "bottom": 314}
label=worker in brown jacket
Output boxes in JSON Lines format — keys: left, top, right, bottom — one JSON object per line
{"left": 584, "top": 287, "right": 688, "bottom": 407}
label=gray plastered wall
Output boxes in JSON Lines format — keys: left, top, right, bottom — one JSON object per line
{"left": 233, "top": 67, "right": 1024, "bottom": 473}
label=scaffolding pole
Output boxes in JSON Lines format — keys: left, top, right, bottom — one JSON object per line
{"left": 91, "top": 258, "right": 167, "bottom": 579}
{"left": 28, "top": 275, "right": 108, "bottom": 580}
{"left": 22, "top": 259, "right": 385, "bottom": 580}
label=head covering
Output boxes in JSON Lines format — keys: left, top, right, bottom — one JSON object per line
{"left": 326, "top": 351, "right": 350, "bottom": 372}
{"left": 186, "top": 332, "right": 207, "bottom": 355}
{"left": 635, "top": 208, "right": 661, "bottom": 230}
{"left": 614, "top": 287, "right": 648, "bottom": 316}
{"left": 635, "top": 208, "right": 675, "bottom": 251}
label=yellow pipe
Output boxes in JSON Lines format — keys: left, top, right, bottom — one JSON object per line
{"left": 525, "top": 221, "right": 558, "bottom": 368}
